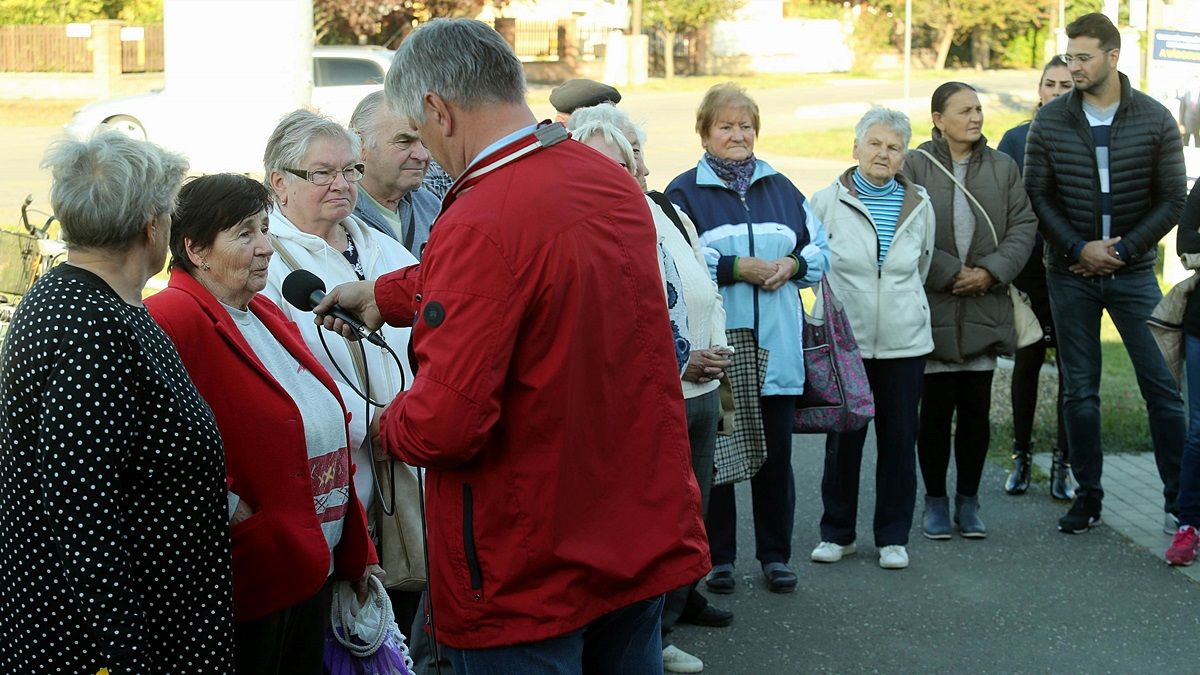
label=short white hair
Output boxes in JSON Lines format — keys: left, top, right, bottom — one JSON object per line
{"left": 567, "top": 103, "right": 646, "bottom": 146}
{"left": 263, "top": 109, "right": 361, "bottom": 200}
{"left": 855, "top": 107, "right": 912, "bottom": 148}
{"left": 41, "top": 131, "right": 188, "bottom": 250}
{"left": 572, "top": 121, "right": 637, "bottom": 177}
{"left": 349, "top": 90, "right": 388, "bottom": 148}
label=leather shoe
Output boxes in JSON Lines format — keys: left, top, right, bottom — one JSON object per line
{"left": 679, "top": 603, "right": 734, "bottom": 627}
{"left": 704, "top": 569, "right": 735, "bottom": 594}
{"left": 764, "top": 566, "right": 797, "bottom": 593}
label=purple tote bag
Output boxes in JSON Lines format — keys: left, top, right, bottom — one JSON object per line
{"left": 794, "top": 278, "right": 875, "bottom": 433}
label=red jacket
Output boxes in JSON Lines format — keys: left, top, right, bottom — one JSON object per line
{"left": 376, "top": 127, "right": 710, "bottom": 649}
{"left": 147, "top": 269, "right": 374, "bottom": 622}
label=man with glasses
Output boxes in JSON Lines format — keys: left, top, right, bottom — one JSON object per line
{"left": 1025, "top": 12, "right": 1187, "bottom": 534}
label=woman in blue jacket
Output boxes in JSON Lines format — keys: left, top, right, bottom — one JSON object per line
{"left": 667, "top": 82, "right": 830, "bottom": 594}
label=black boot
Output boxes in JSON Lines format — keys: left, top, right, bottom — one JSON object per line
{"left": 1005, "top": 443, "right": 1031, "bottom": 495}
{"left": 1050, "top": 447, "right": 1075, "bottom": 501}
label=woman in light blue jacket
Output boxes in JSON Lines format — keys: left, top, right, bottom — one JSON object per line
{"left": 667, "top": 82, "right": 830, "bottom": 595}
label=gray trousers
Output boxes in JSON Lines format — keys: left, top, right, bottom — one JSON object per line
{"left": 661, "top": 388, "right": 720, "bottom": 632}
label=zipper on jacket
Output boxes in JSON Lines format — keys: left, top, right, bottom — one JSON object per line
{"left": 741, "top": 195, "right": 761, "bottom": 334}
{"left": 462, "top": 483, "right": 483, "bottom": 597}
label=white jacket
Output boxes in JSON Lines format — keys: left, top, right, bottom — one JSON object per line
{"left": 648, "top": 194, "right": 728, "bottom": 398}
{"left": 262, "top": 210, "right": 419, "bottom": 511}
{"left": 809, "top": 169, "right": 936, "bottom": 360}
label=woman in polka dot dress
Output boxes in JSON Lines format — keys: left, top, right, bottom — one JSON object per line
{"left": 0, "top": 132, "right": 234, "bottom": 673}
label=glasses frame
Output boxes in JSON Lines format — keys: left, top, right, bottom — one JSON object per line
{"left": 1059, "top": 48, "right": 1114, "bottom": 65}
{"left": 283, "top": 164, "right": 366, "bottom": 186}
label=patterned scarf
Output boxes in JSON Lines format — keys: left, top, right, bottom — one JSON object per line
{"left": 704, "top": 152, "right": 757, "bottom": 197}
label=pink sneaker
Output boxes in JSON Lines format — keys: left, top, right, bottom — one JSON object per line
{"left": 1166, "top": 525, "right": 1199, "bottom": 566}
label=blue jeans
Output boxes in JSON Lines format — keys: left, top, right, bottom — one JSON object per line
{"left": 1047, "top": 267, "right": 1184, "bottom": 511}
{"left": 443, "top": 595, "right": 665, "bottom": 675}
{"left": 1179, "top": 335, "right": 1200, "bottom": 527}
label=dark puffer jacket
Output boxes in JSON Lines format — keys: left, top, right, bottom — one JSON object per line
{"left": 905, "top": 131, "right": 1037, "bottom": 362}
{"left": 1025, "top": 72, "right": 1187, "bottom": 273}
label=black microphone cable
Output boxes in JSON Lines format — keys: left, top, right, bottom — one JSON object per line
{"left": 315, "top": 322, "right": 443, "bottom": 674}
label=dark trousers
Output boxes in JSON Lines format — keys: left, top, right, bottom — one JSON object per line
{"left": 1179, "top": 336, "right": 1200, "bottom": 527}
{"left": 662, "top": 389, "right": 720, "bottom": 632}
{"left": 234, "top": 577, "right": 333, "bottom": 675}
{"left": 387, "top": 588, "right": 422, "bottom": 649}
{"left": 443, "top": 596, "right": 664, "bottom": 675}
{"left": 707, "top": 395, "right": 797, "bottom": 566}
{"left": 1011, "top": 339, "right": 1069, "bottom": 457}
{"left": 918, "top": 370, "right": 994, "bottom": 498}
{"left": 820, "top": 356, "right": 924, "bottom": 547}
{"left": 1047, "top": 267, "right": 1184, "bottom": 510}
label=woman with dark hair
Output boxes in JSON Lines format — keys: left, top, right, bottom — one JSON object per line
{"left": 0, "top": 132, "right": 234, "bottom": 673}
{"left": 905, "top": 82, "right": 1037, "bottom": 540}
{"left": 997, "top": 57, "right": 1076, "bottom": 499}
{"left": 145, "top": 173, "right": 378, "bottom": 675}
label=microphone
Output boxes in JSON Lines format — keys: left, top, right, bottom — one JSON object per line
{"left": 282, "top": 269, "right": 387, "bottom": 347}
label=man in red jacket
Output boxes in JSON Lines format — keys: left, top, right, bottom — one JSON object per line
{"left": 315, "top": 17, "right": 710, "bottom": 674}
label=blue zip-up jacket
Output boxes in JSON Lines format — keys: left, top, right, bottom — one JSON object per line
{"left": 666, "top": 158, "right": 830, "bottom": 395}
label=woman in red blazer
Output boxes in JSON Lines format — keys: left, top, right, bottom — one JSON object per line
{"left": 145, "top": 174, "right": 378, "bottom": 675}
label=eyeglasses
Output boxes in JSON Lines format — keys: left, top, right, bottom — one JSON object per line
{"left": 283, "top": 164, "right": 365, "bottom": 186}
{"left": 1059, "top": 50, "right": 1112, "bottom": 65}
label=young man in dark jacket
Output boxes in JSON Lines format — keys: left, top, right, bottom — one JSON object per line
{"left": 1025, "top": 12, "right": 1187, "bottom": 535}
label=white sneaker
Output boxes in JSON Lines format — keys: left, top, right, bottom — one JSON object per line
{"left": 810, "top": 541, "right": 857, "bottom": 563}
{"left": 663, "top": 644, "right": 704, "bottom": 674}
{"left": 879, "top": 545, "right": 909, "bottom": 569}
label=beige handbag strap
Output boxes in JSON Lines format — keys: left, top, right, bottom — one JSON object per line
{"left": 914, "top": 148, "right": 999, "bottom": 248}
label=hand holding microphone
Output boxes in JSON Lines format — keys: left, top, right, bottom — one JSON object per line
{"left": 282, "top": 270, "right": 386, "bottom": 346}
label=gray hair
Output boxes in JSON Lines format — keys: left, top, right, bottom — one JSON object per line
{"left": 572, "top": 120, "right": 637, "bottom": 177}
{"left": 349, "top": 90, "right": 387, "bottom": 148}
{"left": 855, "top": 107, "right": 912, "bottom": 148}
{"left": 385, "top": 18, "right": 526, "bottom": 125}
{"left": 567, "top": 103, "right": 646, "bottom": 146}
{"left": 263, "top": 109, "right": 361, "bottom": 198}
{"left": 41, "top": 130, "right": 188, "bottom": 250}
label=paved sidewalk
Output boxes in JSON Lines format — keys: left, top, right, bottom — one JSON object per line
{"left": 671, "top": 433, "right": 1200, "bottom": 674}
{"left": 1034, "top": 451, "right": 1200, "bottom": 583}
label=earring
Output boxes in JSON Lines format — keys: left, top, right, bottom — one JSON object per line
{"left": 200, "top": 259, "right": 211, "bottom": 271}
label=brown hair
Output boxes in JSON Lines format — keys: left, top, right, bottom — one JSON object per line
{"left": 695, "top": 82, "right": 761, "bottom": 139}
{"left": 1066, "top": 13, "right": 1121, "bottom": 51}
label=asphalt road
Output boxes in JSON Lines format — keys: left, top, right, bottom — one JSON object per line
{"left": 669, "top": 432, "right": 1200, "bottom": 674}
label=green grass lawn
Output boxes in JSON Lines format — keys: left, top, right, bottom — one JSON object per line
{"left": 989, "top": 310, "right": 1155, "bottom": 475}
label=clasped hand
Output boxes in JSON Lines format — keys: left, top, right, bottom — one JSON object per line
{"left": 951, "top": 266, "right": 995, "bottom": 296}
{"left": 1068, "top": 237, "right": 1125, "bottom": 277}
{"left": 738, "top": 256, "right": 798, "bottom": 291}
{"left": 683, "top": 348, "right": 734, "bottom": 383}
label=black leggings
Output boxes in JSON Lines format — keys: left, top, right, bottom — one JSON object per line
{"left": 1010, "top": 341, "right": 1068, "bottom": 459}
{"left": 918, "top": 370, "right": 994, "bottom": 498}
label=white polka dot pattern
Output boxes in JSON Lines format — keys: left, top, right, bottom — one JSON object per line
{"left": 0, "top": 265, "right": 234, "bottom": 673}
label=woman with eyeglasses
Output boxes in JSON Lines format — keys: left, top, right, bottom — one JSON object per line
{"left": 258, "top": 109, "right": 425, "bottom": 643}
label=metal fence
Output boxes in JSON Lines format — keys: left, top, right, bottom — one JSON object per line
{"left": 0, "top": 25, "right": 91, "bottom": 72}
{"left": 511, "top": 19, "right": 620, "bottom": 61}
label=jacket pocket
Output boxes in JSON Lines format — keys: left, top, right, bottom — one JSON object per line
{"left": 462, "top": 483, "right": 483, "bottom": 592}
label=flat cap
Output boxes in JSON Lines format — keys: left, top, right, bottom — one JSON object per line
{"left": 549, "top": 79, "right": 622, "bottom": 114}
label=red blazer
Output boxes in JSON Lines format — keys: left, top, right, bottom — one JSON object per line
{"left": 375, "top": 130, "right": 710, "bottom": 649}
{"left": 146, "top": 268, "right": 374, "bottom": 622}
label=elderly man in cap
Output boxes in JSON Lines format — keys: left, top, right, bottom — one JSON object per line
{"left": 315, "top": 18, "right": 709, "bottom": 674}
{"left": 350, "top": 90, "right": 441, "bottom": 259}
{"left": 550, "top": 78, "right": 622, "bottom": 123}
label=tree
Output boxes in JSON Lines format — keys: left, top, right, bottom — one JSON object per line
{"left": 642, "top": 0, "right": 745, "bottom": 79}
{"left": 877, "top": 0, "right": 1042, "bottom": 69}
{"left": 0, "top": 0, "right": 161, "bottom": 24}
{"left": 313, "top": 0, "right": 503, "bottom": 46}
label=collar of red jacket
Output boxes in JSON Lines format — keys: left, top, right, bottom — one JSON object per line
{"left": 442, "top": 120, "right": 569, "bottom": 209}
